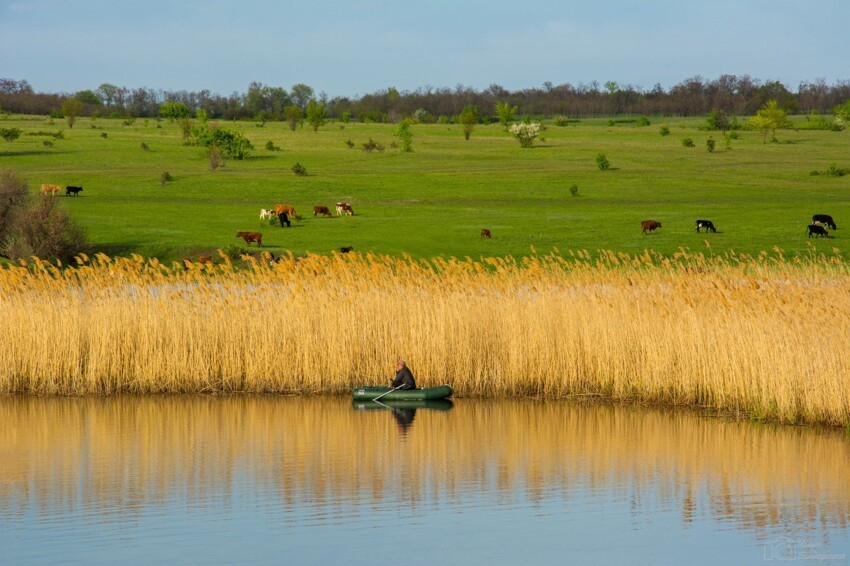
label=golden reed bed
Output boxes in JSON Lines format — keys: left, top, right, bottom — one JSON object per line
{"left": 1, "top": 247, "right": 849, "bottom": 426}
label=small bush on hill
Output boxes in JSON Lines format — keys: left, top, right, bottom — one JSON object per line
{"left": 292, "top": 162, "right": 307, "bottom": 176}
{"left": 1, "top": 128, "right": 21, "bottom": 142}
{"left": 659, "top": 126, "right": 670, "bottom": 136}
{"left": 682, "top": 138, "right": 695, "bottom": 147}
{"left": 596, "top": 153, "right": 610, "bottom": 170}
{"left": 160, "top": 171, "right": 173, "bottom": 186}
{"left": 706, "top": 138, "right": 716, "bottom": 153}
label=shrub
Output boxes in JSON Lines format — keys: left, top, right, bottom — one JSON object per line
{"left": 637, "top": 115, "right": 651, "bottom": 127}
{"left": 659, "top": 126, "right": 670, "bottom": 136}
{"left": 141, "top": 142, "right": 149, "bottom": 151}
{"left": 264, "top": 140, "right": 281, "bottom": 151}
{"left": 1, "top": 127, "right": 21, "bottom": 142}
{"left": 101, "top": 132, "right": 108, "bottom": 139}
{"left": 554, "top": 115, "right": 570, "bottom": 126}
{"left": 0, "top": 172, "right": 88, "bottom": 263}
{"left": 569, "top": 184, "right": 579, "bottom": 197}
{"left": 188, "top": 124, "right": 252, "bottom": 159}
{"left": 810, "top": 164, "right": 849, "bottom": 177}
{"left": 595, "top": 153, "right": 610, "bottom": 171}
{"left": 292, "top": 162, "right": 307, "bottom": 176}
{"left": 682, "top": 138, "right": 695, "bottom": 147}
{"left": 706, "top": 138, "right": 716, "bottom": 153}
{"left": 42, "top": 140, "right": 53, "bottom": 147}
{"left": 160, "top": 171, "right": 173, "bottom": 186}
{"left": 208, "top": 146, "right": 223, "bottom": 171}
{"left": 361, "top": 138, "right": 384, "bottom": 152}
{"left": 345, "top": 139, "right": 355, "bottom": 149}
{"left": 509, "top": 122, "right": 540, "bottom": 148}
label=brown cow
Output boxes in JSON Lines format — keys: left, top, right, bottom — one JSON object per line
{"left": 481, "top": 229, "right": 492, "bottom": 239}
{"left": 40, "top": 183, "right": 61, "bottom": 195}
{"left": 641, "top": 220, "right": 662, "bottom": 234}
{"left": 198, "top": 256, "right": 213, "bottom": 264}
{"left": 313, "top": 205, "right": 332, "bottom": 218}
{"left": 274, "top": 204, "right": 296, "bottom": 217}
{"left": 236, "top": 231, "right": 263, "bottom": 246}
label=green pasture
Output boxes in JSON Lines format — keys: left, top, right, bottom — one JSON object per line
{"left": 1, "top": 114, "right": 848, "bottom": 262}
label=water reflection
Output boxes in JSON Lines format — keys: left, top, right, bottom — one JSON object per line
{"left": 1, "top": 396, "right": 849, "bottom": 564}
{"left": 353, "top": 398, "right": 454, "bottom": 436}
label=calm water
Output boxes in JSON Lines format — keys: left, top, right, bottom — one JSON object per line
{"left": 1, "top": 396, "right": 849, "bottom": 565}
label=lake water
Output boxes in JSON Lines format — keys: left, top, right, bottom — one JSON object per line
{"left": 1, "top": 396, "right": 849, "bottom": 565}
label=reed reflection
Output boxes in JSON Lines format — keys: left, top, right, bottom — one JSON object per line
{"left": 1, "top": 395, "right": 848, "bottom": 539}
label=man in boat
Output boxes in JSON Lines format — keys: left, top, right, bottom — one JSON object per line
{"left": 392, "top": 360, "right": 417, "bottom": 390}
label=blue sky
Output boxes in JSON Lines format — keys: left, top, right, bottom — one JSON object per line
{"left": 2, "top": 0, "right": 848, "bottom": 97}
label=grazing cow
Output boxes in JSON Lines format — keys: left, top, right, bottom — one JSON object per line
{"left": 812, "top": 214, "right": 837, "bottom": 230}
{"left": 808, "top": 224, "right": 829, "bottom": 238}
{"left": 236, "top": 231, "right": 263, "bottom": 246}
{"left": 339, "top": 246, "right": 354, "bottom": 253}
{"left": 481, "top": 228, "right": 492, "bottom": 239}
{"left": 313, "top": 205, "right": 332, "bottom": 218}
{"left": 40, "top": 183, "right": 61, "bottom": 195}
{"left": 641, "top": 220, "right": 662, "bottom": 234}
{"left": 335, "top": 202, "right": 354, "bottom": 216}
{"left": 259, "top": 208, "right": 276, "bottom": 220}
{"left": 65, "top": 185, "right": 83, "bottom": 197}
{"left": 695, "top": 219, "right": 716, "bottom": 233}
{"left": 274, "top": 204, "right": 296, "bottom": 217}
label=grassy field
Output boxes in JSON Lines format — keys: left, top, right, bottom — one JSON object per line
{"left": 1, "top": 114, "right": 848, "bottom": 261}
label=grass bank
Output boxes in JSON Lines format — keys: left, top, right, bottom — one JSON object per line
{"left": 2, "top": 250, "right": 848, "bottom": 427}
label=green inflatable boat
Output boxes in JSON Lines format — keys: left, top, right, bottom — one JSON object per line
{"left": 352, "top": 384, "right": 453, "bottom": 401}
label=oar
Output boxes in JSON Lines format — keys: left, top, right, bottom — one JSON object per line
{"left": 372, "top": 384, "right": 404, "bottom": 403}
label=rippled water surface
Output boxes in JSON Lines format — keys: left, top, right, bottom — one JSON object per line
{"left": 2, "top": 396, "right": 849, "bottom": 565}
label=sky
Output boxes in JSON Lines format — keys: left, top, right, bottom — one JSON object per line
{"left": 2, "top": 0, "right": 848, "bottom": 98}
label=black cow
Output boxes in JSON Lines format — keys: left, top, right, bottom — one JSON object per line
{"left": 695, "top": 219, "right": 716, "bottom": 233}
{"left": 339, "top": 246, "right": 354, "bottom": 253}
{"left": 65, "top": 185, "right": 83, "bottom": 197}
{"left": 812, "top": 214, "right": 837, "bottom": 230}
{"left": 808, "top": 224, "right": 829, "bottom": 238}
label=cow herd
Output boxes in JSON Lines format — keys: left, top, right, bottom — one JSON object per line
{"left": 237, "top": 201, "right": 357, "bottom": 250}
{"left": 638, "top": 214, "right": 838, "bottom": 239}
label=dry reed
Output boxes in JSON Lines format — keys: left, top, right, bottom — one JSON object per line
{"left": 1, "top": 247, "right": 849, "bottom": 425}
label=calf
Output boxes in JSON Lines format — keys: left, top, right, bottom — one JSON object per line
{"left": 807, "top": 224, "right": 828, "bottom": 238}
{"left": 259, "top": 208, "right": 276, "bottom": 220}
{"left": 65, "top": 185, "right": 83, "bottom": 197}
{"left": 695, "top": 219, "right": 716, "bottom": 233}
{"left": 236, "top": 231, "right": 263, "bottom": 246}
{"left": 641, "top": 220, "right": 662, "bottom": 234}
{"left": 481, "top": 228, "right": 492, "bottom": 239}
{"left": 812, "top": 214, "right": 837, "bottom": 230}
{"left": 313, "top": 205, "right": 332, "bottom": 218}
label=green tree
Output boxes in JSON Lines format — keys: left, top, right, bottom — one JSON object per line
{"left": 495, "top": 101, "right": 518, "bottom": 131}
{"left": 833, "top": 100, "right": 850, "bottom": 121}
{"left": 97, "top": 83, "right": 119, "bottom": 107}
{"left": 749, "top": 99, "right": 791, "bottom": 143}
{"left": 0, "top": 128, "right": 21, "bottom": 142}
{"left": 283, "top": 105, "right": 303, "bottom": 131}
{"left": 159, "top": 101, "right": 191, "bottom": 120}
{"left": 305, "top": 99, "right": 327, "bottom": 132}
{"left": 458, "top": 105, "right": 479, "bottom": 140}
{"left": 61, "top": 98, "right": 84, "bottom": 128}
{"left": 290, "top": 83, "right": 314, "bottom": 109}
{"left": 395, "top": 119, "right": 414, "bottom": 152}
{"left": 706, "top": 109, "right": 730, "bottom": 133}
{"left": 74, "top": 90, "right": 101, "bottom": 105}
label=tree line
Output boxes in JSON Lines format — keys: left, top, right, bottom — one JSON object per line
{"left": 1, "top": 75, "right": 849, "bottom": 122}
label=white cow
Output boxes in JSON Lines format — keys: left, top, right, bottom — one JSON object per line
{"left": 260, "top": 208, "right": 276, "bottom": 220}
